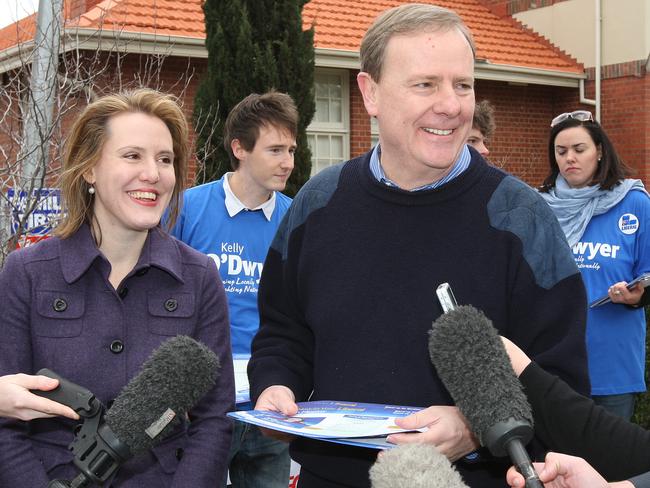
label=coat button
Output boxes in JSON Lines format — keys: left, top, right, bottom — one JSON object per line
{"left": 110, "top": 340, "right": 124, "bottom": 354}
{"left": 53, "top": 298, "right": 68, "bottom": 312}
{"left": 118, "top": 286, "right": 129, "bottom": 299}
{"left": 175, "top": 448, "right": 184, "bottom": 461}
{"left": 164, "top": 299, "right": 178, "bottom": 312}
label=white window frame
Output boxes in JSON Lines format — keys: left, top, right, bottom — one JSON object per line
{"left": 307, "top": 68, "right": 350, "bottom": 176}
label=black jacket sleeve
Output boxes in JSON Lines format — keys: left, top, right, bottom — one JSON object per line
{"left": 520, "top": 361, "right": 650, "bottom": 481}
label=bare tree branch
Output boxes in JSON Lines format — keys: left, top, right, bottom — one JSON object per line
{"left": 0, "top": 13, "right": 218, "bottom": 264}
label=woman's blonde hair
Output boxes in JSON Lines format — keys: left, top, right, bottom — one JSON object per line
{"left": 55, "top": 88, "right": 189, "bottom": 238}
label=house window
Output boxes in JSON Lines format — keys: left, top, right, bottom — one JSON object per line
{"left": 307, "top": 69, "right": 349, "bottom": 175}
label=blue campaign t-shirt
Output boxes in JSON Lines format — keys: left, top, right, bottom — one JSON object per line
{"left": 573, "top": 189, "right": 650, "bottom": 395}
{"left": 170, "top": 176, "right": 292, "bottom": 355}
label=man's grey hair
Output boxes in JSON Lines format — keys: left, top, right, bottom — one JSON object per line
{"left": 360, "top": 3, "right": 476, "bottom": 82}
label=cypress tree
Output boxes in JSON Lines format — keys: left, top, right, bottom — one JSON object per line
{"left": 195, "top": 0, "right": 315, "bottom": 196}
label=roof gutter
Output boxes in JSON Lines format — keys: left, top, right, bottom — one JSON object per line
{"left": 0, "top": 27, "right": 207, "bottom": 73}
{"left": 474, "top": 62, "right": 584, "bottom": 88}
{"left": 0, "top": 29, "right": 585, "bottom": 88}
{"left": 63, "top": 27, "right": 208, "bottom": 57}
{"left": 314, "top": 48, "right": 583, "bottom": 87}
{"left": 0, "top": 41, "right": 37, "bottom": 73}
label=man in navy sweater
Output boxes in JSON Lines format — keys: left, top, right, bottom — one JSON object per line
{"left": 249, "top": 4, "right": 590, "bottom": 487}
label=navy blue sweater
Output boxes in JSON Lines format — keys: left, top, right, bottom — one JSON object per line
{"left": 250, "top": 150, "right": 590, "bottom": 488}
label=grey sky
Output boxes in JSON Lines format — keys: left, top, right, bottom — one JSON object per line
{"left": 0, "top": 0, "right": 39, "bottom": 29}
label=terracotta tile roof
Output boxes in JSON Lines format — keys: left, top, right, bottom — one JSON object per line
{"left": 0, "top": 0, "right": 582, "bottom": 74}
{"left": 71, "top": 0, "right": 206, "bottom": 38}
{"left": 302, "top": 0, "right": 582, "bottom": 73}
{"left": 0, "top": 13, "right": 37, "bottom": 51}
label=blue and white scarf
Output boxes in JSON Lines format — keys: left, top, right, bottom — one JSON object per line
{"left": 540, "top": 176, "right": 647, "bottom": 247}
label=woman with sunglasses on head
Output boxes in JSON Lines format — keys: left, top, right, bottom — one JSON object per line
{"left": 540, "top": 110, "right": 650, "bottom": 420}
{"left": 0, "top": 89, "right": 234, "bottom": 486}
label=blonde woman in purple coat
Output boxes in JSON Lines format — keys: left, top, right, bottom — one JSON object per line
{"left": 0, "top": 89, "right": 234, "bottom": 487}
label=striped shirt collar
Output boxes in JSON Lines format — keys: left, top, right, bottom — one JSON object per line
{"left": 369, "top": 144, "right": 471, "bottom": 191}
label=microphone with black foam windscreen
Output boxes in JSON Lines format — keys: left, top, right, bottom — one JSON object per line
{"left": 36, "top": 335, "right": 219, "bottom": 487}
{"left": 369, "top": 443, "right": 469, "bottom": 488}
{"left": 429, "top": 305, "right": 543, "bottom": 488}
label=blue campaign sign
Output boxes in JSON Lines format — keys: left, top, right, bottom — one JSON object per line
{"left": 7, "top": 188, "right": 62, "bottom": 236}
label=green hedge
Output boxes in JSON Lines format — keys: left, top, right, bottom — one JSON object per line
{"left": 631, "top": 305, "right": 650, "bottom": 428}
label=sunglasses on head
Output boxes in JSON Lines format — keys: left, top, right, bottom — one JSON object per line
{"left": 550, "top": 110, "right": 594, "bottom": 128}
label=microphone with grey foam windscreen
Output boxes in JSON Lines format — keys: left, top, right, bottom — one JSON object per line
{"left": 429, "top": 304, "right": 543, "bottom": 488}
{"left": 369, "top": 443, "right": 469, "bottom": 488}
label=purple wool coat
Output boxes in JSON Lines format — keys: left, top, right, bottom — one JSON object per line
{"left": 0, "top": 224, "right": 234, "bottom": 487}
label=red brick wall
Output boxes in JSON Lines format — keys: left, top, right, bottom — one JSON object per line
{"left": 3, "top": 54, "right": 647, "bottom": 191}
{"left": 474, "top": 79, "right": 594, "bottom": 186}
{"left": 580, "top": 61, "right": 649, "bottom": 184}
{"left": 639, "top": 73, "right": 650, "bottom": 184}
{"left": 599, "top": 75, "right": 649, "bottom": 184}
{"left": 349, "top": 70, "right": 372, "bottom": 158}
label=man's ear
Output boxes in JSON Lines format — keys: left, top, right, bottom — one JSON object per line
{"left": 357, "top": 72, "right": 379, "bottom": 117}
{"left": 231, "top": 139, "right": 247, "bottom": 163}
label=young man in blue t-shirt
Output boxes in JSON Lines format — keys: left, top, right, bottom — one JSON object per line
{"left": 170, "top": 91, "right": 298, "bottom": 488}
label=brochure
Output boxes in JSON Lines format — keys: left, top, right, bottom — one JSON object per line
{"left": 228, "top": 400, "right": 425, "bottom": 450}
{"left": 589, "top": 272, "right": 650, "bottom": 308}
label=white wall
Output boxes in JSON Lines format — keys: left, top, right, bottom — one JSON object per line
{"left": 514, "top": 0, "right": 649, "bottom": 67}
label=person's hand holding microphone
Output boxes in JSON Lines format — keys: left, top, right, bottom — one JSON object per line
{"left": 0, "top": 374, "right": 79, "bottom": 421}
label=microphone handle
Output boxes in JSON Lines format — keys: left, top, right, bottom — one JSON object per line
{"left": 70, "top": 473, "right": 92, "bottom": 488}
{"left": 33, "top": 369, "right": 99, "bottom": 416}
{"left": 505, "top": 438, "right": 544, "bottom": 488}
{"left": 47, "top": 473, "right": 92, "bottom": 488}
